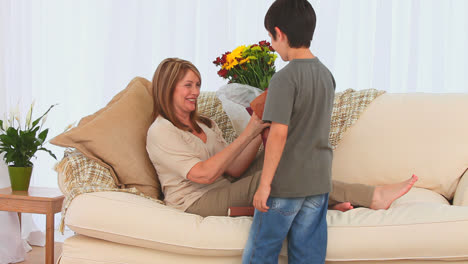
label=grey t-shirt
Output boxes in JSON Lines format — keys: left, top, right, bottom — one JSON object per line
{"left": 262, "top": 58, "right": 335, "bottom": 197}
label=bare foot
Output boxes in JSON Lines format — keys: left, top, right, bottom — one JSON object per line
{"left": 370, "top": 174, "right": 419, "bottom": 210}
{"left": 330, "top": 202, "right": 354, "bottom": 212}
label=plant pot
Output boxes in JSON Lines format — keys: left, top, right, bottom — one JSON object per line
{"left": 8, "top": 166, "right": 33, "bottom": 191}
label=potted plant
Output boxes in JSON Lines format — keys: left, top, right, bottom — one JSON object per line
{"left": 0, "top": 102, "right": 57, "bottom": 191}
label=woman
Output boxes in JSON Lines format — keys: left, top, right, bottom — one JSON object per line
{"left": 146, "top": 58, "right": 418, "bottom": 216}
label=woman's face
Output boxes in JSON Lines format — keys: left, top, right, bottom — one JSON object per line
{"left": 172, "top": 69, "right": 201, "bottom": 117}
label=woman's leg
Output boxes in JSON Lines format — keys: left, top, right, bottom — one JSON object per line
{"left": 186, "top": 152, "right": 264, "bottom": 217}
{"left": 330, "top": 175, "right": 419, "bottom": 210}
{"left": 329, "top": 181, "right": 374, "bottom": 208}
{"left": 185, "top": 170, "right": 261, "bottom": 216}
{"left": 369, "top": 174, "right": 418, "bottom": 209}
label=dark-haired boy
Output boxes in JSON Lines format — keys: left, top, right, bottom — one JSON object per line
{"left": 242, "top": 0, "right": 335, "bottom": 263}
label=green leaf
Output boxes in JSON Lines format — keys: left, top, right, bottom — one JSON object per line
{"left": 31, "top": 126, "right": 40, "bottom": 135}
{"left": 31, "top": 104, "right": 57, "bottom": 129}
{"left": 38, "top": 129, "right": 49, "bottom": 143}
{"left": 0, "top": 134, "right": 13, "bottom": 146}
{"left": 39, "top": 147, "right": 57, "bottom": 160}
{"left": 5, "top": 152, "right": 14, "bottom": 163}
{"left": 6, "top": 127, "right": 18, "bottom": 138}
{"left": 0, "top": 120, "right": 3, "bottom": 131}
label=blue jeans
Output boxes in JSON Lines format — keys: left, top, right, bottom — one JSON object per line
{"left": 242, "top": 193, "right": 329, "bottom": 264}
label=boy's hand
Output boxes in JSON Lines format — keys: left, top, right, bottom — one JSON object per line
{"left": 253, "top": 184, "right": 271, "bottom": 212}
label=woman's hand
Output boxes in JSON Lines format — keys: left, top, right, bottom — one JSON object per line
{"left": 244, "top": 113, "right": 270, "bottom": 139}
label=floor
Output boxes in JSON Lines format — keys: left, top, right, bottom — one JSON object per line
{"left": 17, "top": 243, "right": 63, "bottom": 264}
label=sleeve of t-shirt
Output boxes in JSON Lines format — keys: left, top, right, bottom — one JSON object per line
{"left": 329, "top": 70, "right": 336, "bottom": 90}
{"left": 146, "top": 123, "right": 202, "bottom": 180}
{"left": 262, "top": 70, "right": 295, "bottom": 126}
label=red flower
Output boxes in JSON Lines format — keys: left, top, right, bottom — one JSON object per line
{"left": 259, "top": 40, "right": 274, "bottom": 51}
{"left": 213, "top": 57, "right": 223, "bottom": 65}
{"left": 221, "top": 53, "right": 228, "bottom": 64}
{"left": 218, "top": 69, "right": 228, "bottom": 78}
{"left": 259, "top": 40, "right": 269, "bottom": 47}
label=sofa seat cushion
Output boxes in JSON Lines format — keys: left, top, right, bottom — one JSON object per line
{"left": 327, "top": 204, "right": 468, "bottom": 261}
{"left": 66, "top": 191, "right": 468, "bottom": 261}
{"left": 66, "top": 192, "right": 253, "bottom": 257}
{"left": 327, "top": 188, "right": 468, "bottom": 261}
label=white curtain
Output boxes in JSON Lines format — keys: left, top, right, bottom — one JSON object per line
{"left": 1, "top": 0, "right": 468, "bottom": 259}
{"left": 311, "top": 0, "right": 468, "bottom": 93}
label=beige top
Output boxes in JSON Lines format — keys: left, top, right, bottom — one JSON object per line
{"left": 146, "top": 116, "right": 231, "bottom": 211}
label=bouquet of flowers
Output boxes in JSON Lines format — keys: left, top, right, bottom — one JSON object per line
{"left": 213, "top": 40, "right": 277, "bottom": 90}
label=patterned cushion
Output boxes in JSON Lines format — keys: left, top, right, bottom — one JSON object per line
{"left": 329, "top": 89, "right": 386, "bottom": 149}
{"left": 55, "top": 149, "right": 163, "bottom": 233}
{"left": 197, "top": 92, "right": 237, "bottom": 144}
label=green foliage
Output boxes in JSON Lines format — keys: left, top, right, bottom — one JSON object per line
{"left": 0, "top": 104, "right": 57, "bottom": 167}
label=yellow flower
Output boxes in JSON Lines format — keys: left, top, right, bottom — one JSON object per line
{"left": 239, "top": 58, "right": 250, "bottom": 64}
{"left": 223, "top": 46, "right": 245, "bottom": 70}
{"left": 268, "top": 54, "right": 277, "bottom": 65}
{"left": 232, "top": 45, "right": 246, "bottom": 57}
{"left": 225, "top": 59, "right": 238, "bottom": 70}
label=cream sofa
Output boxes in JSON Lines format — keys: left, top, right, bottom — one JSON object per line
{"left": 56, "top": 91, "right": 468, "bottom": 264}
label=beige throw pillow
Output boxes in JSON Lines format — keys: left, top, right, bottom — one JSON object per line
{"left": 51, "top": 77, "right": 162, "bottom": 199}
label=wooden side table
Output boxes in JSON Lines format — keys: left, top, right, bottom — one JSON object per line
{"left": 0, "top": 187, "right": 64, "bottom": 264}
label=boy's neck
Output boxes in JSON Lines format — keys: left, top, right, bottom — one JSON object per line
{"left": 286, "top": 47, "right": 315, "bottom": 61}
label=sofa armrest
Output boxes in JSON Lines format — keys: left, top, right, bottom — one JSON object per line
{"left": 454, "top": 169, "right": 468, "bottom": 206}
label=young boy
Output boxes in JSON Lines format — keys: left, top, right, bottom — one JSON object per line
{"left": 242, "top": 0, "right": 335, "bottom": 263}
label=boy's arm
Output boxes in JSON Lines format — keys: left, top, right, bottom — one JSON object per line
{"left": 253, "top": 122, "right": 288, "bottom": 212}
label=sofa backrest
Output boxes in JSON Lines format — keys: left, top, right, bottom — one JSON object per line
{"left": 332, "top": 93, "right": 468, "bottom": 199}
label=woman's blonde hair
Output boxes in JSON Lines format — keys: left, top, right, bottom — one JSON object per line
{"left": 152, "top": 58, "right": 212, "bottom": 133}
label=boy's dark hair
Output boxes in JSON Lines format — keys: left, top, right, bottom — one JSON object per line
{"left": 264, "top": 0, "right": 316, "bottom": 48}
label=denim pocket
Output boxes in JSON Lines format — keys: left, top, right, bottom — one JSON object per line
{"left": 304, "top": 193, "right": 327, "bottom": 209}
{"left": 269, "top": 197, "right": 303, "bottom": 216}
